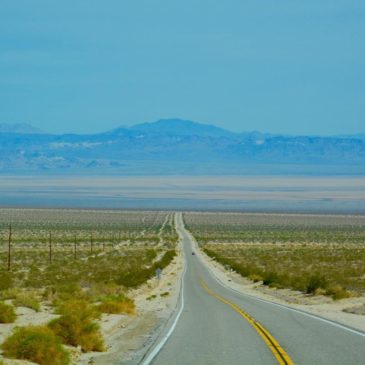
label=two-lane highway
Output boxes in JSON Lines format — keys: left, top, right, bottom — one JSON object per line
{"left": 144, "top": 213, "right": 365, "bottom": 365}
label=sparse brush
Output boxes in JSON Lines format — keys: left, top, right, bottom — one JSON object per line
{"left": 306, "top": 274, "right": 328, "bottom": 294}
{"left": 0, "top": 302, "right": 16, "bottom": 323}
{"left": 0, "top": 271, "right": 13, "bottom": 291}
{"left": 13, "top": 292, "right": 40, "bottom": 312}
{"left": 49, "top": 299, "right": 104, "bottom": 352}
{"left": 262, "top": 272, "right": 279, "bottom": 287}
{"left": 46, "top": 283, "right": 87, "bottom": 306}
{"left": 326, "top": 285, "right": 352, "bottom": 300}
{"left": 0, "top": 288, "right": 21, "bottom": 300}
{"left": 248, "top": 274, "right": 263, "bottom": 283}
{"left": 1, "top": 325, "right": 69, "bottom": 365}
{"left": 98, "top": 294, "right": 135, "bottom": 314}
{"left": 87, "top": 282, "right": 123, "bottom": 302}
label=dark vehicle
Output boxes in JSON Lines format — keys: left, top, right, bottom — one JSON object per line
{"left": 192, "top": 252, "right": 195, "bottom": 255}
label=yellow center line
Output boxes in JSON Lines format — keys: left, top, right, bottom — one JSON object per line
{"left": 200, "top": 279, "right": 294, "bottom": 365}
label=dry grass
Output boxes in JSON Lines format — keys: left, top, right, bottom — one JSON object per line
{"left": 0, "top": 302, "right": 16, "bottom": 323}
{"left": 49, "top": 299, "right": 104, "bottom": 352}
{"left": 13, "top": 292, "right": 40, "bottom": 312}
{"left": 1, "top": 325, "right": 69, "bottom": 365}
{"left": 98, "top": 294, "right": 135, "bottom": 314}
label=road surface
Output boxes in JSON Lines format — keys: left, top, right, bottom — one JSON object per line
{"left": 143, "top": 213, "right": 365, "bottom": 365}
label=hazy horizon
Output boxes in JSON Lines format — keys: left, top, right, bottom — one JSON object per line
{"left": 1, "top": 118, "right": 364, "bottom": 138}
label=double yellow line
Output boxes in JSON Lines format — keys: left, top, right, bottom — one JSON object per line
{"left": 200, "top": 279, "right": 294, "bottom": 365}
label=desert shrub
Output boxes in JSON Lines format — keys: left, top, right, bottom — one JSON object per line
{"left": 326, "top": 285, "right": 352, "bottom": 300}
{"left": 306, "top": 274, "right": 328, "bottom": 294}
{"left": 116, "top": 250, "right": 176, "bottom": 288}
{"left": 0, "top": 288, "right": 20, "bottom": 300}
{"left": 262, "top": 272, "right": 279, "bottom": 287}
{"left": 1, "top": 325, "right": 69, "bottom": 365}
{"left": 116, "top": 267, "right": 152, "bottom": 288}
{"left": 0, "top": 271, "right": 13, "bottom": 291}
{"left": 45, "top": 283, "right": 87, "bottom": 306}
{"left": 248, "top": 274, "right": 263, "bottom": 283}
{"left": 0, "top": 302, "right": 16, "bottom": 323}
{"left": 88, "top": 282, "right": 121, "bottom": 302}
{"left": 49, "top": 299, "right": 104, "bottom": 352}
{"left": 13, "top": 292, "right": 40, "bottom": 312}
{"left": 24, "top": 265, "right": 43, "bottom": 288}
{"left": 98, "top": 294, "right": 135, "bottom": 314}
{"left": 156, "top": 250, "right": 176, "bottom": 268}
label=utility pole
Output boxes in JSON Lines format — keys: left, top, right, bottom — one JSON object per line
{"left": 74, "top": 234, "right": 77, "bottom": 259}
{"left": 7, "top": 225, "right": 12, "bottom": 271}
{"left": 49, "top": 232, "right": 52, "bottom": 264}
{"left": 90, "top": 233, "right": 93, "bottom": 254}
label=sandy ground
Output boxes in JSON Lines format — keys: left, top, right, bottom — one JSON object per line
{"left": 189, "top": 233, "right": 365, "bottom": 333}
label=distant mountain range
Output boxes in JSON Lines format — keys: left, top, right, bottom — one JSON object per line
{"left": 1, "top": 119, "right": 364, "bottom": 175}
{"left": 0, "top": 122, "right": 43, "bottom": 134}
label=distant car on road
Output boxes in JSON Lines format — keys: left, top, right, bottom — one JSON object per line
{"left": 192, "top": 252, "right": 195, "bottom": 255}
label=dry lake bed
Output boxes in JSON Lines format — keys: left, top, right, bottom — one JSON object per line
{"left": 1, "top": 175, "right": 365, "bottom": 213}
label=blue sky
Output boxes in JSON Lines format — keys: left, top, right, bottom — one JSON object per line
{"left": 0, "top": 0, "right": 364, "bottom": 135}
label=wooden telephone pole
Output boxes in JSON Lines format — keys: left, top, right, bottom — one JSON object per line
{"left": 74, "top": 235, "right": 77, "bottom": 259}
{"left": 49, "top": 232, "right": 52, "bottom": 264}
{"left": 7, "top": 225, "right": 12, "bottom": 271}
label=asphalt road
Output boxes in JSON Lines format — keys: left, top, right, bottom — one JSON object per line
{"left": 146, "top": 213, "right": 365, "bottom": 365}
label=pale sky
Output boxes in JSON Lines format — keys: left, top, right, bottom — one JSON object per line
{"left": 0, "top": 0, "right": 364, "bottom": 135}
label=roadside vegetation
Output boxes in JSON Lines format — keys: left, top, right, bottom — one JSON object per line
{"left": 2, "top": 325, "right": 69, "bottom": 365}
{"left": 185, "top": 212, "right": 365, "bottom": 300}
{"left": 0, "top": 209, "right": 178, "bottom": 364}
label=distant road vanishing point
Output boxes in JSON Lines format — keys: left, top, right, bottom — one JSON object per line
{"left": 141, "top": 213, "right": 365, "bottom": 365}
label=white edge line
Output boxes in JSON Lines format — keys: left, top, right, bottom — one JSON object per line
{"left": 187, "top": 229, "right": 365, "bottom": 339}
{"left": 141, "top": 217, "right": 187, "bottom": 365}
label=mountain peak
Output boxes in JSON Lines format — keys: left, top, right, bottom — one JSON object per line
{"left": 131, "top": 118, "right": 235, "bottom": 137}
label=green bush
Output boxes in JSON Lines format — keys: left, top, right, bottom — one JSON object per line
{"left": 98, "top": 294, "right": 135, "bottom": 314}
{"left": 0, "top": 302, "right": 16, "bottom": 323}
{"left": 49, "top": 299, "right": 104, "bottom": 352}
{"left": 306, "top": 274, "right": 328, "bottom": 294}
{"left": 1, "top": 325, "right": 69, "bottom": 365}
{"left": 0, "top": 271, "right": 13, "bottom": 291}
{"left": 326, "top": 285, "right": 352, "bottom": 300}
{"left": 13, "top": 292, "right": 40, "bottom": 312}
{"left": 116, "top": 250, "right": 176, "bottom": 288}
{"left": 248, "top": 274, "right": 263, "bottom": 283}
{"left": 0, "top": 288, "right": 21, "bottom": 300}
{"left": 262, "top": 272, "right": 279, "bottom": 286}
{"left": 44, "top": 283, "right": 87, "bottom": 306}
